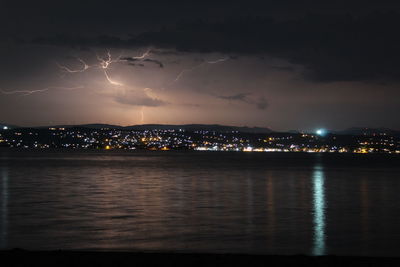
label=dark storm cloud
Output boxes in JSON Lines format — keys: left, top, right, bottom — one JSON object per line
{"left": 121, "top": 56, "right": 163, "bottom": 68}
{"left": 143, "top": 59, "right": 164, "bottom": 68}
{"left": 149, "top": 49, "right": 182, "bottom": 56}
{"left": 216, "top": 93, "right": 268, "bottom": 110}
{"left": 135, "top": 12, "right": 400, "bottom": 82}
{"left": 27, "top": 10, "right": 400, "bottom": 82}
{"left": 270, "top": 65, "right": 296, "bottom": 72}
{"left": 121, "top": 57, "right": 141, "bottom": 62}
{"left": 217, "top": 93, "right": 251, "bottom": 101}
{"left": 255, "top": 97, "right": 268, "bottom": 110}
{"left": 127, "top": 63, "right": 145, "bottom": 67}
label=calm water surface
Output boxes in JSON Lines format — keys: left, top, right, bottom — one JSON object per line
{"left": 1, "top": 149, "right": 400, "bottom": 256}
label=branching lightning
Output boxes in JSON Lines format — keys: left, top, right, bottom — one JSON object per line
{"left": 172, "top": 56, "right": 230, "bottom": 83}
{"left": 103, "top": 70, "right": 124, "bottom": 86}
{"left": 57, "top": 49, "right": 153, "bottom": 87}
{"left": 96, "top": 50, "right": 126, "bottom": 86}
{"left": 1, "top": 48, "right": 229, "bottom": 110}
{"left": 96, "top": 50, "right": 121, "bottom": 70}
{"left": 131, "top": 49, "right": 151, "bottom": 60}
{"left": 56, "top": 58, "right": 90, "bottom": 73}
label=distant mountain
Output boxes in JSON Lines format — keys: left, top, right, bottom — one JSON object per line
{"left": 336, "top": 127, "right": 400, "bottom": 136}
{"left": 124, "top": 124, "right": 272, "bottom": 133}
{"left": 55, "top": 123, "right": 273, "bottom": 133}
{"left": 70, "top": 124, "right": 125, "bottom": 130}
{"left": 30, "top": 124, "right": 124, "bottom": 130}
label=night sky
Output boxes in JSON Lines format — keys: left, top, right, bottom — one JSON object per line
{"left": 1, "top": 0, "right": 400, "bottom": 131}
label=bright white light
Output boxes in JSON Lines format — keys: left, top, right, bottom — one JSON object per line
{"left": 3, "top": 126, "right": 8, "bottom": 130}
{"left": 316, "top": 129, "right": 326, "bottom": 136}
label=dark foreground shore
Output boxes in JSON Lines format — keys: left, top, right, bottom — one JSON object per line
{"left": 1, "top": 250, "right": 400, "bottom": 267}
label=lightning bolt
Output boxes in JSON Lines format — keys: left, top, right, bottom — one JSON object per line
{"left": 140, "top": 107, "right": 145, "bottom": 124}
{"left": 0, "top": 86, "right": 84, "bottom": 96}
{"left": 1, "top": 48, "right": 154, "bottom": 98}
{"left": 2, "top": 49, "right": 226, "bottom": 102}
{"left": 95, "top": 50, "right": 126, "bottom": 86}
{"left": 57, "top": 49, "right": 153, "bottom": 87}
{"left": 206, "top": 57, "right": 230, "bottom": 64}
{"left": 57, "top": 50, "right": 124, "bottom": 86}
{"left": 172, "top": 56, "right": 230, "bottom": 83}
{"left": 56, "top": 58, "right": 90, "bottom": 73}
{"left": 103, "top": 70, "right": 124, "bottom": 86}
{"left": 96, "top": 50, "right": 120, "bottom": 70}
{"left": 174, "top": 67, "right": 194, "bottom": 82}
{"left": 0, "top": 88, "right": 50, "bottom": 96}
{"left": 131, "top": 48, "right": 151, "bottom": 60}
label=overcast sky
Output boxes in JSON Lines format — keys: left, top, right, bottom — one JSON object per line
{"left": 1, "top": 0, "right": 400, "bottom": 131}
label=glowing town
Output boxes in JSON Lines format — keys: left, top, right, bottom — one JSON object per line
{"left": 0, "top": 125, "right": 399, "bottom": 154}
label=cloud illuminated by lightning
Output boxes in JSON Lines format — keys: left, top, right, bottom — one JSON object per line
{"left": 1, "top": 49, "right": 228, "bottom": 108}
{"left": 57, "top": 50, "right": 229, "bottom": 91}
{"left": 0, "top": 48, "right": 155, "bottom": 98}
{"left": 57, "top": 49, "right": 153, "bottom": 87}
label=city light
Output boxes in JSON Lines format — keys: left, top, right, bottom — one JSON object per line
{"left": 316, "top": 129, "right": 327, "bottom": 136}
{"left": 2, "top": 126, "right": 8, "bottom": 130}
{"left": 0, "top": 126, "right": 397, "bottom": 153}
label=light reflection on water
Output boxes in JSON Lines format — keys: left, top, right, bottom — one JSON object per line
{"left": 0, "top": 150, "right": 400, "bottom": 256}
{"left": 312, "top": 164, "right": 326, "bottom": 256}
{"left": 0, "top": 167, "right": 8, "bottom": 248}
